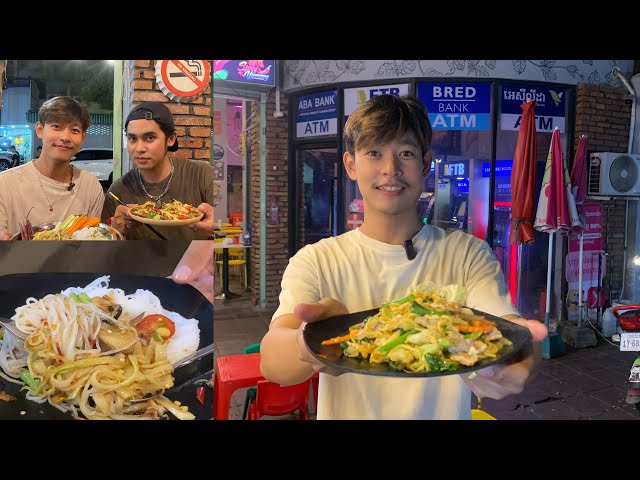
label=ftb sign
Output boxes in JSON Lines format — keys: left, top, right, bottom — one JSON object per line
{"left": 296, "top": 90, "right": 337, "bottom": 138}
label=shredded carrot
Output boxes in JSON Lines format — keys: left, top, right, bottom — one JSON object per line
{"left": 83, "top": 217, "right": 101, "bottom": 229}
{"left": 457, "top": 325, "right": 486, "bottom": 333}
{"left": 321, "top": 331, "right": 357, "bottom": 345}
{"left": 67, "top": 215, "right": 88, "bottom": 234}
{"left": 458, "top": 320, "right": 495, "bottom": 333}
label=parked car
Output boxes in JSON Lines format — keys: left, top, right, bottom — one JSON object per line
{"left": 0, "top": 150, "right": 19, "bottom": 171}
{"left": 70, "top": 148, "right": 114, "bottom": 187}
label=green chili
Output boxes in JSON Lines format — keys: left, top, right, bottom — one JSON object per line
{"left": 382, "top": 294, "right": 415, "bottom": 307}
{"left": 378, "top": 330, "right": 414, "bottom": 352}
{"left": 20, "top": 370, "right": 39, "bottom": 391}
{"left": 410, "top": 301, "right": 447, "bottom": 316}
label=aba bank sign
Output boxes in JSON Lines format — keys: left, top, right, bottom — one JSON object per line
{"left": 343, "top": 84, "right": 410, "bottom": 120}
{"left": 296, "top": 91, "right": 337, "bottom": 138}
{"left": 417, "top": 83, "right": 491, "bottom": 130}
{"left": 501, "top": 84, "right": 566, "bottom": 133}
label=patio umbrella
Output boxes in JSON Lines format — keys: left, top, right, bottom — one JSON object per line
{"left": 534, "top": 128, "right": 581, "bottom": 340}
{"left": 509, "top": 100, "right": 537, "bottom": 310}
{"left": 570, "top": 135, "right": 588, "bottom": 326}
{"left": 510, "top": 100, "right": 538, "bottom": 244}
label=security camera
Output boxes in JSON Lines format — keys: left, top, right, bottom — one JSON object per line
{"left": 625, "top": 95, "right": 633, "bottom": 105}
{"left": 273, "top": 111, "right": 285, "bottom": 119}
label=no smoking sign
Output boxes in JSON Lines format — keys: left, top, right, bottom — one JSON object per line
{"left": 155, "top": 60, "right": 210, "bottom": 102}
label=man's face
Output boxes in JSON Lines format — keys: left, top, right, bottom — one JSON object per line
{"left": 126, "top": 119, "right": 176, "bottom": 172}
{"left": 343, "top": 133, "right": 431, "bottom": 217}
{"left": 35, "top": 120, "right": 86, "bottom": 164}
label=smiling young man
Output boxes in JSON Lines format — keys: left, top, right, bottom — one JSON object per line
{"left": 101, "top": 101, "right": 214, "bottom": 240}
{"left": 0, "top": 96, "right": 104, "bottom": 240}
{"left": 260, "top": 94, "right": 548, "bottom": 420}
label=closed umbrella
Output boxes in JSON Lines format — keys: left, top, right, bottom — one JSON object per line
{"left": 510, "top": 101, "right": 538, "bottom": 244}
{"left": 570, "top": 136, "right": 588, "bottom": 326}
{"left": 534, "top": 128, "right": 581, "bottom": 348}
{"left": 509, "top": 100, "right": 537, "bottom": 310}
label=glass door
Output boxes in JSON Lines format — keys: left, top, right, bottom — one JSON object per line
{"left": 297, "top": 148, "right": 338, "bottom": 247}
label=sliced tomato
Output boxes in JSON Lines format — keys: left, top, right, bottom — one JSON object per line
{"left": 135, "top": 314, "right": 176, "bottom": 341}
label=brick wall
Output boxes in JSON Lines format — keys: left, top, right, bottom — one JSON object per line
{"left": 247, "top": 93, "right": 289, "bottom": 307}
{"left": 133, "top": 60, "right": 212, "bottom": 162}
{"left": 575, "top": 83, "right": 632, "bottom": 302}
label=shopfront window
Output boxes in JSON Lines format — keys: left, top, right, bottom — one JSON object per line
{"left": 213, "top": 96, "right": 247, "bottom": 227}
{"left": 298, "top": 148, "right": 339, "bottom": 246}
{"left": 341, "top": 84, "right": 410, "bottom": 233}
{"left": 494, "top": 84, "right": 571, "bottom": 317}
{"left": 417, "top": 82, "right": 493, "bottom": 239}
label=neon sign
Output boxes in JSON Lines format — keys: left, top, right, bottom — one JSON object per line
{"left": 214, "top": 60, "right": 275, "bottom": 87}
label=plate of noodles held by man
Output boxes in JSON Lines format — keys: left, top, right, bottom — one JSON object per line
{"left": 127, "top": 200, "right": 204, "bottom": 227}
{"left": 10, "top": 213, "right": 123, "bottom": 241}
{"left": 0, "top": 273, "right": 213, "bottom": 420}
{"left": 303, "top": 283, "right": 532, "bottom": 378}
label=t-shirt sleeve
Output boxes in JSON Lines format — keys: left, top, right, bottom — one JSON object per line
{"left": 88, "top": 179, "right": 105, "bottom": 219}
{"left": 200, "top": 163, "right": 214, "bottom": 205}
{"left": 464, "top": 239, "right": 520, "bottom": 318}
{"left": 0, "top": 178, "right": 8, "bottom": 232}
{"left": 271, "top": 245, "right": 321, "bottom": 323}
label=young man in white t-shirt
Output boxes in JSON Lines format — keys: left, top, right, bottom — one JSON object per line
{"left": 260, "top": 94, "right": 548, "bottom": 420}
{"left": 0, "top": 96, "right": 104, "bottom": 239}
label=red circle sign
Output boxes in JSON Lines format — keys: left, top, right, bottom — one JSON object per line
{"left": 347, "top": 213, "right": 363, "bottom": 230}
{"left": 159, "top": 60, "right": 210, "bottom": 98}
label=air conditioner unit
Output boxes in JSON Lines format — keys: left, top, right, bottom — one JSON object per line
{"left": 588, "top": 152, "right": 640, "bottom": 196}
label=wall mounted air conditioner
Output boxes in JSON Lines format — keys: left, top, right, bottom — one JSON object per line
{"left": 588, "top": 152, "right": 640, "bottom": 196}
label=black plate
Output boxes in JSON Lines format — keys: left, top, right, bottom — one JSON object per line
{"left": 303, "top": 307, "right": 532, "bottom": 378}
{"left": 0, "top": 273, "right": 213, "bottom": 420}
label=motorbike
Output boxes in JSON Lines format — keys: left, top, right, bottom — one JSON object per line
{"left": 612, "top": 305, "right": 640, "bottom": 412}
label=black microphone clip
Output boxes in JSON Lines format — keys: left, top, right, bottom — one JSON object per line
{"left": 67, "top": 182, "right": 76, "bottom": 191}
{"left": 403, "top": 239, "right": 416, "bottom": 260}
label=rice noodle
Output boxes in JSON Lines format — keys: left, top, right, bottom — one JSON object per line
{"left": 0, "top": 275, "right": 200, "bottom": 420}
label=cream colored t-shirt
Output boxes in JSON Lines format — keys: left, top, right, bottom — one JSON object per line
{"left": 272, "top": 225, "right": 519, "bottom": 420}
{"left": 0, "top": 162, "right": 105, "bottom": 236}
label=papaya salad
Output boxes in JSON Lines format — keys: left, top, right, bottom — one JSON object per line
{"left": 322, "top": 283, "right": 512, "bottom": 373}
{"left": 0, "top": 276, "right": 200, "bottom": 420}
{"left": 129, "top": 200, "right": 202, "bottom": 221}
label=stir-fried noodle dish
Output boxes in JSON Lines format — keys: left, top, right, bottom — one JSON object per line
{"left": 129, "top": 200, "right": 202, "bottom": 221}
{"left": 322, "top": 283, "right": 512, "bottom": 373}
{"left": 0, "top": 276, "right": 200, "bottom": 419}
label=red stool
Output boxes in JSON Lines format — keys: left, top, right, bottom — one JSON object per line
{"left": 247, "top": 379, "right": 311, "bottom": 420}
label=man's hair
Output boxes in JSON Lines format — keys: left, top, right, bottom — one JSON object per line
{"left": 343, "top": 95, "right": 432, "bottom": 157}
{"left": 124, "top": 102, "right": 178, "bottom": 151}
{"left": 38, "top": 96, "right": 92, "bottom": 132}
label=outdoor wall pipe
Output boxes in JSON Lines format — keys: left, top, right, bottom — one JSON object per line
{"left": 613, "top": 67, "right": 636, "bottom": 154}
{"left": 260, "top": 92, "right": 267, "bottom": 309}
{"left": 612, "top": 67, "right": 635, "bottom": 301}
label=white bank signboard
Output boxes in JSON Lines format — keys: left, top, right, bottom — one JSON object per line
{"left": 296, "top": 90, "right": 337, "bottom": 138}
{"left": 343, "top": 84, "right": 409, "bottom": 122}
